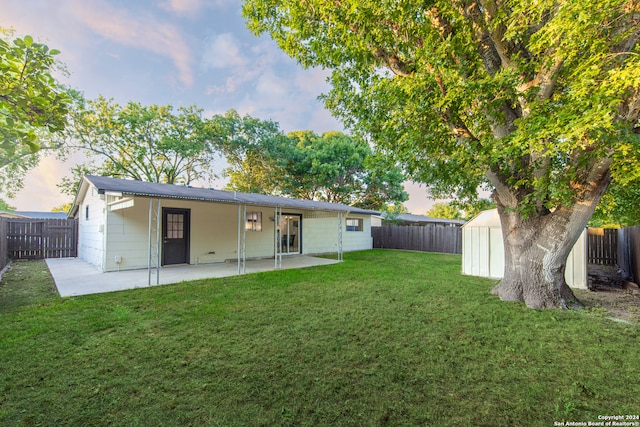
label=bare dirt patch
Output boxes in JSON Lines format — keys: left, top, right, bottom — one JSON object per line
{"left": 573, "top": 264, "right": 640, "bottom": 323}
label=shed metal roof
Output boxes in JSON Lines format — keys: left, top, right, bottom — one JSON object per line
{"left": 461, "top": 209, "right": 500, "bottom": 228}
{"left": 82, "top": 175, "right": 379, "bottom": 215}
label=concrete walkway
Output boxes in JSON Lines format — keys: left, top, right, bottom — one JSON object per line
{"left": 46, "top": 256, "right": 339, "bottom": 297}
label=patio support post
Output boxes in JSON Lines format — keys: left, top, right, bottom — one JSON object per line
{"left": 148, "top": 198, "right": 161, "bottom": 286}
{"left": 274, "top": 206, "right": 282, "bottom": 269}
{"left": 156, "top": 199, "right": 161, "bottom": 283}
{"left": 338, "top": 212, "right": 343, "bottom": 262}
{"left": 237, "top": 204, "right": 247, "bottom": 275}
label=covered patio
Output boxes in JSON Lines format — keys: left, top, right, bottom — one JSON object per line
{"left": 47, "top": 255, "right": 339, "bottom": 297}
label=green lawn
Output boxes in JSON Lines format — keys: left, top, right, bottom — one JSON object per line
{"left": 0, "top": 251, "right": 638, "bottom": 426}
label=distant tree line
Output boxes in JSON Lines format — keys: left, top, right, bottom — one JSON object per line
{"left": 56, "top": 98, "right": 408, "bottom": 211}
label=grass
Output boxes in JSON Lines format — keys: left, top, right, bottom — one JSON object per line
{"left": 0, "top": 250, "right": 638, "bottom": 426}
{"left": 0, "top": 260, "right": 58, "bottom": 311}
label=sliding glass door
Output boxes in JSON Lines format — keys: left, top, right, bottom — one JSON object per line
{"left": 279, "top": 215, "right": 301, "bottom": 254}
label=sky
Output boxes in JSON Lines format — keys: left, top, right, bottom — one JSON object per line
{"left": 2, "top": 0, "right": 436, "bottom": 213}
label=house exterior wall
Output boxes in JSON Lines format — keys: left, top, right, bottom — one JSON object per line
{"left": 77, "top": 186, "right": 106, "bottom": 270}
{"left": 94, "top": 195, "right": 374, "bottom": 272}
{"left": 103, "top": 196, "right": 154, "bottom": 272}
{"left": 343, "top": 215, "right": 373, "bottom": 252}
{"left": 302, "top": 214, "right": 372, "bottom": 254}
{"left": 103, "top": 199, "right": 285, "bottom": 272}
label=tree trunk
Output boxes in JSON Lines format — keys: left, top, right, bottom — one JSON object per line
{"left": 488, "top": 159, "right": 612, "bottom": 309}
{"left": 490, "top": 208, "right": 585, "bottom": 309}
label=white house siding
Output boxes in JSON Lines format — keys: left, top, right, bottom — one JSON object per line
{"left": 303, "top": 214, "right": 340, "bottom": 254}
{"left": 81, "top": 183, "right": 375, "bottom": 272}
{"left": 302, "top": 213, "right": 372, "bottom": 254}
{"left": 103, "top": 199, "right": 285, "bottom": 272}
{"left": 343, "top": 215, "right": 373, "bottom": 252}
{"left": 103, "top": 196, "right": 153, "bottom": 271}
{"left": 77, "top": 186, "right": 106, "bottom": 270}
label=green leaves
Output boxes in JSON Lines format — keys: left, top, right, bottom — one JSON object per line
{"left": 65, "top": 97, "right": 219, "bottom": 186}
{"left": 0, "top": 29, "right": 70, "bottom": 197}
{"left": 221, "top": 121, "right": 408, "bottom": 209}
{"left": 244, "top": 0, "right": 640, "bottom": 218}
{"left": 1, "top": 31, "right": 70, "bottom": 161}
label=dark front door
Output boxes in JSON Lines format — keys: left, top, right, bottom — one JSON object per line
{"left": 162, "top": 208, "right": 190, "bottom": 265}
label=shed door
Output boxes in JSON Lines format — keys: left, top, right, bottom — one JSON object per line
{"left": 162, "top": 208, "right": 190, "bottom": 265}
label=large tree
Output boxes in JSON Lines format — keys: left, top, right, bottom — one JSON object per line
{"left": 220, "top": 116, "right": 408, "bottom": 210}
{"left": 0, "top": 29, "right": 70, "bottom": 196}
{"left": 63, "top": 97, "right": 219, "bottom": 186}
{"left": 283, "top": 130, "right": 407, "bottom": 208}
{"left": 244, "top": 0, "right": 640, "bottom": 308}
{"left": 214, "top": 109, "right": 289, "bottom": 195}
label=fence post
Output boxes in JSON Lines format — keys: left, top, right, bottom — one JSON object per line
{"left": 0, "top": 217, "right": 7, "bottom": 271}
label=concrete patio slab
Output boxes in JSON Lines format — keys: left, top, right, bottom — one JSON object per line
{"left": 46, "top": 256, "right": 339, "bottom": 297}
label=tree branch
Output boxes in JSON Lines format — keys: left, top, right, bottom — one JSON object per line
{"left": 372, "top": 48, "right": 414, "bottom": 77}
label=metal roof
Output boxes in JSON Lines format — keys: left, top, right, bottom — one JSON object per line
{"left": 4, "top": 211, "right": 69, "bottom": 219}
{"left": 462, "top": 209, "right": 500, "bottom": 228}
{"left": 82, "top": 175, "right": 379, "bottom": 215}
{"left": 396, "top": 213, "right": 466, "bottom": 225}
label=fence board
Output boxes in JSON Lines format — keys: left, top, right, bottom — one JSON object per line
{"left": 618, "top": 226, "right": 640, "bottom": 284}
{"left": 587, "top": 228, "right": 618, "bottom": 265}
{"left": 372, "top": 225, "right": 462, "bottom": 254}
{"left": 7, "top": 218, "right": 78, "bottom": 260}
{"left": 0, "top": 217, "right": 7, "bottom": 271}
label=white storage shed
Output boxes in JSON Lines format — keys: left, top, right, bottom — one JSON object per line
{"left": 461, "top": 209, "right": 588, "bottom": 289}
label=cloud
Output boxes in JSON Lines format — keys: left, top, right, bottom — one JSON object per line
{"left": 159, "top": 0, "right": 204, "bottom": 15}
{"left": 158, "top": 0, "right": 233, "bottom": 16}
{"left": 202, "top": 34, "right": 277, "bottom": 96}
{"left": 202, "top": 33, "right": 248, "bottom": 70}
{"left": 68, "top": 0, "right": 194, "bottom": 86}
{"left": 294, "top": 67, "right": 331, "bottom": 94}
{"left": 8, "top": 156, "right": 74, "bottom": 211}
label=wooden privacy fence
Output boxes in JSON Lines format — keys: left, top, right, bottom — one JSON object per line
{"left": 6, "top": 218, "right": 78, "bottom": 260}
{"left": 587, "top": 228, "right": 618, "bottom": 265}
{"left": 372, "top": 225, "right": 462, "bottom": 254}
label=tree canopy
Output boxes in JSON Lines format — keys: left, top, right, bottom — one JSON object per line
{"left": 63, "top": 96, "right": 219, "bottom": 186}
{"left": 589, "top": 179, "right": 640, "bottom": 227}
{"left": 218, "top": 111, "right": 408, "bottom": 210}
{"left": 426, "top": 203, "right": 466, "bottom": 221}
{"left": 0, "top": 29, "right": 70, "bottom": 196}
{"left": 244, "top": 0, "right": 640, "bottom": 308}
{"left": 427, "top": 199, "right": 497, "bottom": 221}
{"left": 213, "top": 109, "right": 289, "bottom": 195}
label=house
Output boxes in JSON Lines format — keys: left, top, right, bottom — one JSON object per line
{"left": 69, "top": 175, "right": 377, "bottom": 275}
{"left": 461, "top": 209, "right": 588, "bottom": 289}
{"left": 371, "top": 213, "right": 466, "bottom": 228}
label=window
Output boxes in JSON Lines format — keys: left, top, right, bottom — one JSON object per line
{"left": 346, "top": 218, "right": 363, "bottom": 232}
{"left": 166, "top": 213, "right": 184, "bottom": 239}
{"left": 85, "top": 205, "right": 89, "bottom": 220}
{"left": 246, "top": 212, "right": 262, "bottom": 232}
